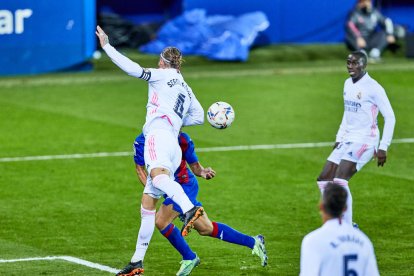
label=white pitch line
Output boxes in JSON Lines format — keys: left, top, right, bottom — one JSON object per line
{"left": 1, "top": 138, "right": 413, "bottom": 163}
{"left": 1, "top": 63, "right": 414, "bottom": 88}
{"left": 0, "top": 256, "right": 119, "bottom": 273}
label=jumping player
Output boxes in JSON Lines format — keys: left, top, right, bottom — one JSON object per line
{"left": 116, "top": 132, "right": 267, "bottom": 276}
{"left": 96, "top": 25, "right": 205, "bottom": 236}
{"left": 300, "top": 183, "right": 379, "bottom": 275}
{"left": 316, "top": 50, "right": 396, "bottom": 225}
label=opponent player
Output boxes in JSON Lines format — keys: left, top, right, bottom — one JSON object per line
{"left": 300, "top": 183, "right": 379, "bottom": 275}
{"left": 116, "top": 132, "right": 267, "bottom": 276}
{"left": 96, "top": 26, "right": 205, "bottom": 238}
{"left": 316, "top": 50, "right": 395, "bottom": 225}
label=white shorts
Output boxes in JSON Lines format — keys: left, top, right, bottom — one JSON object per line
{"left": 144, "top": 128, "right": 181, "bottom": 179}
{"left": 327, "top": 142, "right": 376, "bottom": 171}
{"left": 143, "top": 178, "right": 164, "bottom": 199}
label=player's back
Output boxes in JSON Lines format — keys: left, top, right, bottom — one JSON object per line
{"left": 144, "top": 68, "right": 195, "bottom": 135}
{"left": 300, "top": 219, "right": 379, "bottom": 276}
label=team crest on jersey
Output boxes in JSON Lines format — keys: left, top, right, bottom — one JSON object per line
{"left": 356, "top": 91, "right": 362, "bottom": 100}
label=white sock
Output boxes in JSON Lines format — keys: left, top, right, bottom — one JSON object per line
{"left": 131, "top": 206, "right": 156, "bottom": 263}
{"left": 152, "top": 174, "right": 194, "bottom": 213}
{"left": 333, "top": 178, "right": 352, "bottom": 224}
{"left": 317, "top": 180, "right": 330, "bottom": 195}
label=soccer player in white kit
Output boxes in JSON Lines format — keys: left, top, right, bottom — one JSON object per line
{"left": 300, "top": 183, "right": 379, "bottom": 276}
{"left": 96, "top": 23, "right": 205, "bottom": 257}
{"left": 316, "top": 50, "right": 395, "bottom": 226}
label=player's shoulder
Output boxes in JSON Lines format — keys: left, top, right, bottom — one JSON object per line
{"left": 363, "top": 73, "right": 385, "bottom": 92}
{"left": 135, "top": 133, "right": 145, "bottom": 144}
{"left": 352, "top": 227, "right": 374, "bottom": 244}
{"left": 145, "top": 67, "right": 171, "bottom": 80}
{"left": 302, "top": 227, "right": 326, "bottom": 246}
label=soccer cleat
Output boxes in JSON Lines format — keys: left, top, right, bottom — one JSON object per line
{"left": 181, "top": 206, "right": 204, "bottom": 236}
{"left": 176, "top": 255, "right": 200, "bottom": 276}
{"left": 252, "top": 235, "right": 268, "bottom": 267}
{"left": 116, "top": 260, "right": 144, "bottom": 276}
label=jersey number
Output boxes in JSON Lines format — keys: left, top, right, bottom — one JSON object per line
{"left": 173, "top": 93, "right": 186, "bottom": 118}
{"left": 344, "top": 254, "right": 358, "bottom": 276}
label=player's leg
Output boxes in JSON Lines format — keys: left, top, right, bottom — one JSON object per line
{"left": 151, "top": 170, "right": 204, "bottom": 236}
{"left": 156, "top": 204, "right": 197, "bottom": 260}
{"left": 117, "top": 193, "right": 158, "bottom": 276}
{"left": 317, "top": 160, "right": 338, "bottom": 194}
{"left": 317, "top": 142, "right": 346, "bottom": 194}
{"left": 156, "top": 203, "right": 200, "bottom": 276}
{"left": 194, "top": 213, "right": 255, "bottom": 248}
{"left": 145, "top": 131, "right": 203, "bottom": 235}
{"left": 335, "top": 143, "right": 375, "bottom": 225}
{"left": 131, "top": 194, "right": 158, "bottom": 263}
{"left": 334, "top": 160, "right": 357, "bottom": 225}
{"left": 193, "top": 213, "right": 267, "bottom": 267}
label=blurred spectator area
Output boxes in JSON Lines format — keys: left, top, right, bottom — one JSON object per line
{"left": 97, "top": 0, "right": 182, "bottom": 24}
{"left": 96, "top": 0, "right": 182, "bottom": 48}
{"left": 379, "top": 0, "right": 414, "bottom": 32}
{"left": 96, "top": 0, "right": 414, "bottom": 45}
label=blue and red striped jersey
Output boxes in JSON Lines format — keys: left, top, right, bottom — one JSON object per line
{"left": 133, "top": 132, "right": 198, "bottom": 185}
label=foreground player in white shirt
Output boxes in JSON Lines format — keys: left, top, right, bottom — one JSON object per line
{"left": 316, "top": 50, "right": 395, "bottom": 226}
{"left": 300, "top": 183, "right": 379, "bottom": 276}
{"left": 96, "top": 25, "right": 206, "bottom": 270}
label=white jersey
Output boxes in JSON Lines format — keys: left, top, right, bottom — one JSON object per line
{"left": 300, "top": 219, "right": 379, "bottom": 276}
{"left": 336, "top": 73, "right": 395, "bottom": 151}
{"left": 102, "top": 44, "right": 204, "bottom": 137}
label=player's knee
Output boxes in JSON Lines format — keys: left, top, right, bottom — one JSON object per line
{"left": 155, "top": 216, "right": 168, "bottom": 230}
{"left": 317, "top": 176, "right": 332, "bottom": 182}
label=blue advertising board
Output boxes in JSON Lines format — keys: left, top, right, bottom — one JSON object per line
{"left": 0, "top": 0, "right": 95, "bottom": 76}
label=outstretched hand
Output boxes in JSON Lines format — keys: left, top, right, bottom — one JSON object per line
{"left": 95, "top": 25, "right": 109, "bottom": 48}
{"left": 201, "top": 167, "right": 216, "bottom": 180}
{"left": 376, "top": 149, "right": 387, "bottom": 167}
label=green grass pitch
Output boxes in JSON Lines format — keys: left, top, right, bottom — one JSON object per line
{"left": 1, "top": 45, "right": 413, "bottom": 275}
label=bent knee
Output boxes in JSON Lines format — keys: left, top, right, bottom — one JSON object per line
{"left": 155, "top": 217, "right": 168, "bottom": 231}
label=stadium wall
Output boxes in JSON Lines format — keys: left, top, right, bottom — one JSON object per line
{"left": 182, "top": 0, "right": 414, "bottom": 44}
{"left": 0, "top": 0, "right": 96, "bottom": 76}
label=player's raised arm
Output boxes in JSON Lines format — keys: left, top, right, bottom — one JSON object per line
{"left": 95, "top": 25, "right": 145, "bottom": 79}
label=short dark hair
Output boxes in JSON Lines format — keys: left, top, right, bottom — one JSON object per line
{"left": 322, "top": 183, "right": 347, "bottom": 218}
{"left": 351, "top": 50, "right": 368, "bottom": 67}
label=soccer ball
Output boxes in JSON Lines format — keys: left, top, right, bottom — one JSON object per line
{"left": 206, "top": 102, "right": 235, "bottom": 129}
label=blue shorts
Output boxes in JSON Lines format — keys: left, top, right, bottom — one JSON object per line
{"left": 163, "top": 178, "right": 202, "bottom": 214}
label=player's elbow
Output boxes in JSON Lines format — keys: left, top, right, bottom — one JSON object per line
{"left": 196, "top": 116, "right": 204, "bottom": 125}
